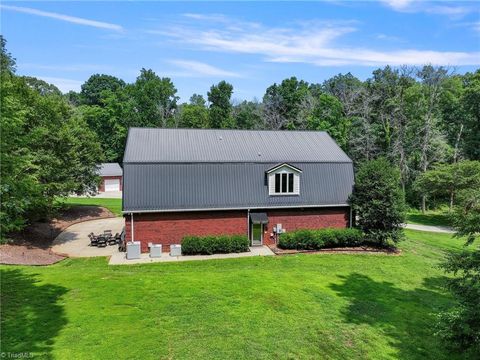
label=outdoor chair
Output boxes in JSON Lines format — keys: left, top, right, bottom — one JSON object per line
{"left": 88, "top": 232, "right": 99, "bottom": 247}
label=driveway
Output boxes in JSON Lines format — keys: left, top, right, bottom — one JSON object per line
{"left": 404, "top": 223, "right": 454, "bottom": 233}
{"left": 52, "top": 217, "right": 124, "bottom": 257}
{"left": 72, "top": 191, "right": 122, "bottom": 199}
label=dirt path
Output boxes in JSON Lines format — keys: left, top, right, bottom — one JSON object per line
{"left": 1, "top": 206, "right": 116, "bottom": 265}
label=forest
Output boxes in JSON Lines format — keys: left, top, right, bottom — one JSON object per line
{"left": 1, "top": 35, "right": 479, "bottom": 233}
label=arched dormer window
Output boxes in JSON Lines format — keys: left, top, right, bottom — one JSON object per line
{"left": 266, "top": 163, "right": 302, "bottom": 196}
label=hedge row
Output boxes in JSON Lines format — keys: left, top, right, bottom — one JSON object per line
{"left": 181, "top": 235, "right": 250, "bottom": 255}
{"left": 278, "top": 228, "right": 364, "bottom": 250}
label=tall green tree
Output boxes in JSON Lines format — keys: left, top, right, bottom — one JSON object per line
{"left": 80, "top": 74, "right": 126, "bottom": 106}
{"left": 0, "top": 37, "right": 103, "bottom": 236}
{"left": 130, "top": 68, "right": 179, "bottom": 127}
{"left": 207, "top": 81, "right": 234, "bottom": 128}
{"left": 349, "top": 158, "right": 406, "bottom": 246}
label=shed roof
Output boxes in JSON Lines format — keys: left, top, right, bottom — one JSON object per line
{"left": 123, "top": 128, "right": 352, "bottom": 163}
{"left": 98, "top": 163, "right": 122, "bottom": 177}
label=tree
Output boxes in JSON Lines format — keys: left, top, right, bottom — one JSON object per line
{"left": 80, "top": 74, "right": 125, "bottom": 106}
{"left": 413, "top": 161, "right": 480, "bottom": 210}
{"left": 0, "top": 37, "right": 103, "bottom": 236}
{"left": 435, "top": 188, "right": 480, "bottom": 354}
{"left": 262, "top": 77, "right": 310, "bottom": 129}
{"left": 461, "top": 70, "right": 480, "bottom": 160}
{"left": 233, "top": 100, "right": 262, "bottom": 129}
{"left": 130, "top": 69, "right": 179, "bottom": 127}
{"left": 349, "top": 158, "right": 406, "bottom": 246}
{"left": 179, "top": 103, "right": 209, "bottom": 129}
{"left": 307, "top": 93, "right": 351, "bottom": 150}
{"left": 189, "top": 93, "right": 206, "bottom": 107}
{"left": 207, "top": 81, "right": 234, "bottom": 128}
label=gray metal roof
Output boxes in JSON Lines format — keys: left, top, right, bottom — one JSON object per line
{"left": 123, "top": 162, "right": 354, "bottom": 212}
{"left": 123, "top": 128, "right": 352, "bottom": 163}
{"left": 98, "top": 163, "right": 122, "bottom": 177}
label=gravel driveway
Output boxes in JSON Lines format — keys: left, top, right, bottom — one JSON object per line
{"left": 52, "top": 217, "right": 124, "bottom": 257}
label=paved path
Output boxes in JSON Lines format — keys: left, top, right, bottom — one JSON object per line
{"left": 52, "top": 217, "right": 124, "bottom": 257}
{"left": 404, "top": 223, "right": 454, "bottom": 233}
{"left": 72, "top": 191, "right": 122, "bottom": 199}
{"left": 109, "top": 246, "right": 275, "bottom": 265}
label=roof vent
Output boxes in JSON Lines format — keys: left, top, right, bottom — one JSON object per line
{"left": 219, "top": 136, "right": 223, "bottom": 140}
{"left": 258, "top": 152, "right": 261, "bottom": 157}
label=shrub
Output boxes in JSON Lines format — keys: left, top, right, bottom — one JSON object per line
{"left": 278, "top": 228, "right": 364, "bottom": 250}
{"left": 349, "top": 158, "right": 406, "bottom": 246}
{"left": 181, "top": 234, "right": 249, "bottom": 255}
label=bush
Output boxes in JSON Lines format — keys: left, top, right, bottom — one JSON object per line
{"left": 349, "top": 158, "right": 406, "bottom": 246}
{"left": 181, "top": 234, "right": 249, "bottom": 255}
{"left": 278, "top": 228, "right": 364, "bottom": 250}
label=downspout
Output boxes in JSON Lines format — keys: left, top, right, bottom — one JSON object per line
{"left": 130, "top": 212, "right": 134, "bottom": 242}
{"left": 247, "top": 209, "right": 250, "bottom": 244}
{"left": 349, "top": 207, "right": 353, "bottom": 229}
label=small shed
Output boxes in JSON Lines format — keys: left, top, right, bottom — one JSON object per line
{"left": 98, "top": 163, "right": 123, "bottom": 192}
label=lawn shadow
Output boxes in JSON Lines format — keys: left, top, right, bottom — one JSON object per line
{"left": 330, "top": 273, "right": 455, "bottom": 359}
{"left": 1, "top": 269, "right": 69, "bottom": 359}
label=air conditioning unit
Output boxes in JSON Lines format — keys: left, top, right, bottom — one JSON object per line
{"left": 170, "top": 244, "right": 182, "bottom": 257}
{"left": 149, "top": 244, "right": 162, "bottom": 258}
{"left": 126, "top": 241, "right": 141, "bottom": 259}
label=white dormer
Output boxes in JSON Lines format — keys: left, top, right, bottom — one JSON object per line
{"left": 266, "top": 163, "right": 302, "bottom": 196}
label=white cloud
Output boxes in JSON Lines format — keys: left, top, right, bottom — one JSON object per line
{"left": 167, "top": 60, "right": 241, "bottom": 78}
{"left": 152, "top": 14, "right": 480, "bottom": 67}
{"left": 380, "top": 0, "right": 473, "bottom": 18}
{"left": 381, "top": 0, "right": 414, "bottom": 11}
{"left": 1, "top": 5, "right": 123, "bottom": 31}
{"left": 34, "top": 76, "right": 83, "bottom": 93}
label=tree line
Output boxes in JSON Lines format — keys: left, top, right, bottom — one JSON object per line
{"left": 1, "top": 34, "right": 479, "bottom": 233}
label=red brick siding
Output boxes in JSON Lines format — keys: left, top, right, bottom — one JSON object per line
{"left": 124, "top": 207, "right": 350, "bottom": 253}
{"left": 99, "top": 176, "right": 123, "bottom": 192}
{"left": 125, "top": 211, "right": 247, "bottom": 252}
{"left": 262, "top": 207, "right": 350, "bottom": 245}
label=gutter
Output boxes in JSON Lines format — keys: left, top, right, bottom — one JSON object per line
{"left": 122, "top": 203, "right": 350, "bottom": 214}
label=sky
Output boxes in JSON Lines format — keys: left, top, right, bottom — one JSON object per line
{"left": 2, "top": 1, "right": 479, "bottom": 102}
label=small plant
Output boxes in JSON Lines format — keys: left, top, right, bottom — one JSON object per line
{"left": 181, "top": 234, "right": 249, "bottom": 255}
{"left": 278, "top": 228, "right": 364, "bottom": 250}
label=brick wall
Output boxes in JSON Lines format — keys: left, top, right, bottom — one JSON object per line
{"left": 99, "top": 176, "right": 123, "bottom": 192}
{"left": 262, "top": 207, "right": 350, "bottom": 245}
{"left": 124, "top": 207, "right": 350, "bottom": 253}
{"left": 125, "top": 211, "right": 247, "bottom": 252}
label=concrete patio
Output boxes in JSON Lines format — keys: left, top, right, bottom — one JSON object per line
{"left": 108, "top": 245, "right": 275, "bottom": 265}
{"left": 52, "top": 217, "right": 124, "bottom": 257}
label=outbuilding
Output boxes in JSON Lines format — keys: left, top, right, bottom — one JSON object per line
{"left": 98, "top": 163, "right": 123, "bottom": 192}
{"left": 122, "top": 128, "right": 354, "bottom": 252}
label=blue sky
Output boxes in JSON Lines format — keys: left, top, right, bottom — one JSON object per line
{"left": 2, "top": 1, "right": 479, "bottom": 101}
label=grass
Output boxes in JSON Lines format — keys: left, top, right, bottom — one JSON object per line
{"left": 406, "top": 208, "right": 451, "bottom": 227}
{"left": 1, "top": 230, "right": 477, "bottom": 359}
{"left": 60, "top": 197, "right": 123, "bottom": 216}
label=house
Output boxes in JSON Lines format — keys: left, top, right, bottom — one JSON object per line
{"left": 98, "top": 163, "right": 123, "bottom": 192}
{"left": 122, "top": 128, "right": 354, "bottom": 252}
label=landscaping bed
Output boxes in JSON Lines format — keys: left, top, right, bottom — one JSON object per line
{"left": 1, "top": 206, "right": 115, "bottom": 265}
{"left": 268, "top": 244, "right": 401, "bottom": 255}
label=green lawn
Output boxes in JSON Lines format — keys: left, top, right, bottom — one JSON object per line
{"left": 1, "top": 230, "right": 476, "bottom": 359}
{"left": 406, "top": 208, "right": 451, "bottom": 227}
{"left": 60, "top": 197, "right": 123, "bottom": 216}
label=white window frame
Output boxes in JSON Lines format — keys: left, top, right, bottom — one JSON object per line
{"left": 267, "top": 164, "right": 301, "bottom": 196}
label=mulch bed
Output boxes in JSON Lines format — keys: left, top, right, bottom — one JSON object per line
{"left": 1, "top": 206, "right": 115, "bottom": 266}
{"left": 268, "top": 245, "right": 401, "bottom": 256}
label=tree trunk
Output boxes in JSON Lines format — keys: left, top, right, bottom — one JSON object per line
{"left": 421, "top": 195, "right": 426, "bottom": 213}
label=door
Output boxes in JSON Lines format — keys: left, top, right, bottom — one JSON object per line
{"left": 104, "top": 179, "right": 120, "bottom": 192}
{"left": 251, "top": 223, "right": 263, "bottom": 246}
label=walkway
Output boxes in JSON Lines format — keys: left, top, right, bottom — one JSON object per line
{"left": 109, "top": 246, "right": 275, "bottom": 265}
{"left": 404, "top": 223, "right": 454, "bottom": 234}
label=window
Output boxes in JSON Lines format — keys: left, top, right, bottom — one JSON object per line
{"left": 268, "top": 164, "right": 302, "bottom": 196}
{"left": 274, "top": 172, "right": 296, "bottom": 194}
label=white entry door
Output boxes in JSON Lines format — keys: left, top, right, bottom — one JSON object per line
{"left": 104, "top": 179, "right": 120, "bottom": 192}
